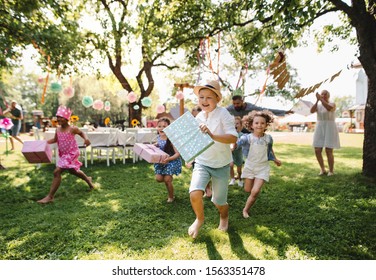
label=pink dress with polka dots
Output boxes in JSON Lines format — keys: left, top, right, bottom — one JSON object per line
{"left": 56, "top": 127, "right": 82, "bottom": 170}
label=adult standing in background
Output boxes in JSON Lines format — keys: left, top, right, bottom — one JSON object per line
{"left": 3, "top": 100, "right": 24, "bottom": 150}
{"left": 227, "top": 95, "right": 293, "bottom": 133}
{"left": 310, "top": 90, "right": 340, "bottom": 176}
{"left": 226, "top": 95, "right": 293, "bottom": 118}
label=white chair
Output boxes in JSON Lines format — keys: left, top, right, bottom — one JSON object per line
{"left": 32, "top": 126, "right": 41, "bottom": 140}
{"left": 90, "top": 129, "right": 117, "bottom": 166}
{"left": 44, "top": 130, "right": 59, "bottom": 165}
{"left": 117, "top": 130, "right": 138, "bottom": 164}
{"left": 75, "top": 135, "right": 88, "bottom": 168}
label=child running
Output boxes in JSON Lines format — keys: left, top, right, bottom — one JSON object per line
{"left": 37, "top": 106, "right": 94, "bottom": 204}
{"left": 229, "top": 116, "right": 244, "bottom": 187}
{"left": 188, "top": 80, "right": 238, "bottom": 238}
{"left": 239, "top": 110, "right": 281, "bottom": 218}
{"left": 154, "top": 117, "right": 182, "bottom": 203}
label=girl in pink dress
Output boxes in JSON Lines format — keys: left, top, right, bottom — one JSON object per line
{"left": 37, "top": 106, "right": 94, "bottom": 204}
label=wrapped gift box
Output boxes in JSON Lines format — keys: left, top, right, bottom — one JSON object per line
{"left": 163, "top": 111, "right": 214, "bottom": 162}
{"left": 133, "top": 143, "right": 169, "bottom": 163}
{"left": 22, "top": 140, "right": 52, "bottom": 163}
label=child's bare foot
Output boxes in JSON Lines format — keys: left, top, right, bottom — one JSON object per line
{"left": 167, "top": 197, "right": 174, "bottom": 203}
{"left": 87, "top": 177, "right": 95, "bottom": 191}
{"left": 37, "top": 196, "right": 54, "bottom": 204}
{"left": 218, "top": 216, "right": 229, "bottom": 232}
{"left": 242, "top": 209, "right": 249, "bottom": 219}
{"left": 188, "top": 219, "right": 204, "bottom": 239}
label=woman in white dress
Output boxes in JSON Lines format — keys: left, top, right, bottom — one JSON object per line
{"left": 311, "top": 90, "right": 340, "bottom": 176}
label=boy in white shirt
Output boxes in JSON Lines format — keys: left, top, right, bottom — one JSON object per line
{"left": 188, "top": 80, "right": 238, "bottom": 238}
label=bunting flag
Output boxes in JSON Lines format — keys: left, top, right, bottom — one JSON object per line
{"left": 269, "top": 51, "right": 290, "bottom": 90}
{"left": 294, "top": 70, "right": 342, "bottom": 99}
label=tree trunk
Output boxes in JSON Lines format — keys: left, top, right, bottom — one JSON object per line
{"left": 362, "top": 77, "right": 376, "bottom": 177}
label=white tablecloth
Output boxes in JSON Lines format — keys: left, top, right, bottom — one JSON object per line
{"left": 44, "top": 128, "right": 157, "bottom": 147}
{"left": 44, "top": 131, "right": 112, "bottom": 147}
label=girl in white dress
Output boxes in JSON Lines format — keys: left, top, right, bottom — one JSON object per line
{"left": 310, "top": 90, "right": 340, "bottom": 176}
{"left": 240, "top": 110, "right": 281, "bottom": 218}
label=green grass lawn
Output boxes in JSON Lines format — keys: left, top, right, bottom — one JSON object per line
{"left": 0, "top": 136, "right": 375, "bottom": 260}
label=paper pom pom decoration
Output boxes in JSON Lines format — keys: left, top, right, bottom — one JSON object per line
{"left": 127, "top": 91, "right": 137, "bottom": 103}
{"left": 50, "top": 82, "right": 62, "bottom": 93}
{"left": 63, "top": 86, "right": 75, "bottom": 98}
{"left": 82, "top": 96, "right": 94, "bottom": 108}
{"left": 0, "top": 118, "right": 14, "bottom": 130}
{"left": 133, "top": 105, "right": 139, "bottom": 110}
{"left": 141, "top": 97, "right": 152, "bottom": 107}
{"left": 38, "top": 77, "right": 44, "bottom": 83}
{"left": 104, "top": 106, "right": 111, "bottom": 112}
{"left": 176, "top": 90, "right": 184, "bottom": 100}
{"left": 156, "top": 104, "right": 165, "bottom": 114}
{"left": 93, "top": 100, "right": 104, "bottom": 110}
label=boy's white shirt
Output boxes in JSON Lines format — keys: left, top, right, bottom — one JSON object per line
{"left": 195, "top": 106, "right": 238, "bottom": 168}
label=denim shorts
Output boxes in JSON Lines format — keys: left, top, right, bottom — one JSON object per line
{"left": 189, "top": 162, "right": 230, "bottom": 206}
{"left": 10, "top": 122, "right": 21, "bottom": 136}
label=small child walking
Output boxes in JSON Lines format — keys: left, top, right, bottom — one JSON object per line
{"left": 154, "top": 117, "right": 182, "bottom": 203}
{"left": 240, "top": 110, "right": 281, "bottom": 218}
{"left": 229, "top": 116, "right": 244, "bottom": 187}
{"left": 37, "top": 106, "right": 94, "bottom": 204}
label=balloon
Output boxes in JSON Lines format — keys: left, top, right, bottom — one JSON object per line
{"left": 127, "top": 91, "right": 137, "bottom": 103}
{"left": 141, "top": 97, "right": 152, "bottom": 107}
{"left": 50, "top": 82, "right": 62, "bottom": 93}
{"left": 63, "top": 86, "right": 75, "bottom": 98}
{"left": 93, "top": 100, "right": 104, "bottom": 110}
{"left": 156, "top": 104, "right": 165, "bottom": 114}
{"left": 176, "top": 90, "right": 184, "bottom": 100}
{"left": 82, "top": 96, "right": 94, "bottom": 108}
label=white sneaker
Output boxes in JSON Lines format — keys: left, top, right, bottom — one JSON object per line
{"left": 237, "top": 180, "right": 243, "bottom": 187}
{"left": 229, "top": 178, "right": 236, "bottom": 186}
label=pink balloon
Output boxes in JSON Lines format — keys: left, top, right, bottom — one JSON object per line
{"left": 176, "top": 91, "right": 184, "bottom": 100}
{"left": 93, "top": 100, "right": 104, "bottom": 110}
{"left": 127, "top": 91, "right": 137, "bottom": 103}
{"left": 156, "top": 104, "right": 165, "bottom": 114}
{"left": 63, "top": 86, "right": 74, "bottom": 98}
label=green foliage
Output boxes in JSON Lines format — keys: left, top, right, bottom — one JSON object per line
{"left": 1, "top": 135, "right": 375, "bottom": 260}
{"left": 0, "top": 0, "right": 88, "bottom": 74}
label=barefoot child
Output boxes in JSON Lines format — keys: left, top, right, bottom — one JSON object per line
{"left": 188, "top": 80, "right": 238, "bottom": 238}
{"left": 37, "top": 106, "right": 94, "bottom": 204}
{"left": 240, "top": 110, "right": 281, "bottom": 218}
{"left": 154, "top": 117, "right": 182, "bottom": 203}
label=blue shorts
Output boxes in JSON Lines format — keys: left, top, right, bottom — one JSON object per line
{"left": 9, "top": 122, "right": 21, "bottom": 136}
{"left": 189, "top": 162, "right": 230, "bottom": 206}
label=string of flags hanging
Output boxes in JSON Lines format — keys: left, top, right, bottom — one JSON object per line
{"left": 294, "top": 69, "right": 342, "bottom": 99}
